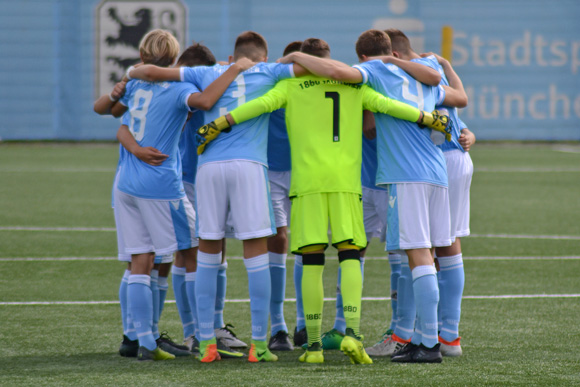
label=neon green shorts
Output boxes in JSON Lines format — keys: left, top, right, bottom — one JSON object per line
{"left": 290, "top": 192, "right": 367, "bottom": 254}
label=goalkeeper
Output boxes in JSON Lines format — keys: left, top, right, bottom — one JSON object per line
{"left": 196, "top": 38, "right": 449, "bottom": 365}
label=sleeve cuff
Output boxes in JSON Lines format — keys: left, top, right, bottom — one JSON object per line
{"left": 353, "top": 65, "right": 368, "bottom": 84}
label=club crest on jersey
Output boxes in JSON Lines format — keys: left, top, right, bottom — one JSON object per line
{"left": 95, "top": 0, "right": 187, "bottom": 98}
{"left": 389, "top": 195, "right": 396, "bottom": 208}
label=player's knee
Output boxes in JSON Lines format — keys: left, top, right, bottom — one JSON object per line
{"left": 301, "top": 252, "right": 325, "bottom": 266}
{"left": 338, "top": 248, "right": 361, "bottom": 263}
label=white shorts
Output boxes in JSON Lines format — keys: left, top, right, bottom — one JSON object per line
{"left": 268, "top": 170, "right": 291, "bottom": 228}
{"left": 445, "top": 150, "right": 473, "bottom": 239}
{"left": 114, "top": 188, "right": 198, "bottom": 257}
{"left": 195, "top": 160, "right": 276, "bottom": 240}
{"left": 362, "top": 186, "right": 388, "bottom": 242}
{"left": 385, "top": 183, "right": 452, "bottom": 252}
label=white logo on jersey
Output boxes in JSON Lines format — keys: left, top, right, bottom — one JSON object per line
{"left": 171, "top": 200, "right": 180, "bottom": 210}
{"left": 389, "top": 195, "right": 396, "bottom": 208}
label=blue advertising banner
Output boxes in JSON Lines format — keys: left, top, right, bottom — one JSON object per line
{"left": 0, "top": 0, "right": 578, "bottom": 140}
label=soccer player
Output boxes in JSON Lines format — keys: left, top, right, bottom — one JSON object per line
{"left": 196, "top": 38, "right": 449, "bottom": 364}
{"left": 279, "top": 29, "right": 467, "bottom": 363}
{"left": 102, "top": 29, "right": 253, "bottom": 361}
{"left": 127, "top": 31, "right": 306, "bottom": 363}
{"left": 267, "top": 40, "right": 303, "bottom": 352}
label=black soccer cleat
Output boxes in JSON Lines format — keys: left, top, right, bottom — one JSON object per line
{"left": 119, "top": 335, "right": 139, "bottom": 357}
{"left": 412, "top": 343, "right": 443, "bottom": 363}
{"left": 156, "top": 332, "right": 192, "bottom": 357}
{"left": 268, "top": 330, "right": 294, "bottom": 351}
{"left": 390, "top": 342, "right": 419, "bottom": 362}
{"left": 293, "top": 327, "right": 308, "bottom": 348}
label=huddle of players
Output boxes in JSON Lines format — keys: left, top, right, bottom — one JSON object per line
{"left": 95, "top": 25, "right": 473, "bottom": 364}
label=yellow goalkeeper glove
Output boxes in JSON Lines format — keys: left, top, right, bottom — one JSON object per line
{"left": 196, "top": 116, "right": 231, "bottom": 155}
{"left": 419, "top": 110, "right": 452, "bottom": 142}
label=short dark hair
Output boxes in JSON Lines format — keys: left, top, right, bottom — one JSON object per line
{"left": 234, "top": 31, "right": 268, "bottom": 61}
{"left": 177, "top": 42, "right": 216, "bottom": 66}
{"left": 384, "top": 29, "right": 412, "bottom": 56}
{"left": 355, "top": 29, "right": 392, "bottom": 59}
{"left": 283, "top": 40, "right": 303, "bottom": 56}
{"left": 300, "top": 38, "right": 331, "bottom": 58}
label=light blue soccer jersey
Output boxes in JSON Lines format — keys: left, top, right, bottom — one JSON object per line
{"left": 179, "top": 111, "right": 203, "bottom": 185}
{"left": 117, "top": 79, "right": 198, "bottom": 200}
{"left": 354, "top": 58, "right": 448, "bottom": 187}
{"left": 180, "top": 62, "right": 294, "bottom": 166}
{"left": 361, "top": 136, "right": 386, "bottom": 191}
{"left": 424, "top": 59, "right": 466, "bottom": 153}
{"left": 267, "top": 108, "right": 291, "bottom": 172}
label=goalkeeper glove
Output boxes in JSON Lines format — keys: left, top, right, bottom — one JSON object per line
{"left": 196, "top": 116, "right": 231, "bottom": 155}
{"left": 419, "top": 110, "right": 452, "bottom": 142}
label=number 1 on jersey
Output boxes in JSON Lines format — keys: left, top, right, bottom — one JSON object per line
{"left": 325, "top": 91, "right": 340, "bottom": 142}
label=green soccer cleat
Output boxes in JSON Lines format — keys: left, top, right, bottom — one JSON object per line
{"left": 156, "top": 332, "right": 192, "bottom": 357}
{"left": 137, "top": 346, "right": 176, "bottom": 361}
{"left": 321, "top": 328, "right": 345, "bottom": 350}
{"left": 340, "top": 329, "right": 373, "bottom": 365}
{"left": 217, "top": 338, "right": 245, "bottom": 359}
{"left": 248, "top": 341, "right": 279, "bottom": 362}
{"left": 298, "top": 342, "right": 324, "bottom": 364}
{"left": 198, "top": 338, "right": 221, "bottom": 363}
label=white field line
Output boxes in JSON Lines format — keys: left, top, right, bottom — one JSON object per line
{"left": 0, "top": 168, "right": 114, "bottom": 173}
{"left": 475, "top": 167, "right": 580, "bottom": 172}
{"left": 2, "top": 294, "right": 579, "bottom": 306}
{"left": 470, "top": 233, "right": 580, "bottom": 240}
{"left": 1, "top": 256, "right": 580, "bottom": 262}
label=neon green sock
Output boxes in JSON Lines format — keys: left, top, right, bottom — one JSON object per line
{"left": 339, "top": 259, "right": 363, "bottom": 336}
{"left": 302, "top": 264, "right": 324, "bottom": 346}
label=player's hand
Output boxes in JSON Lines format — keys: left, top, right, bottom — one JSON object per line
{"left": 419, "top": 110, "right": 452, "bottom": 142}
{"left": 196, "top": 116, "right": 231, "bottom": 155}
{"left": 234, "top": 57, "right": 256, "bottom": 72}
{"left": 276, "top": 52, "right": 296, "bottom": 64}
{"left": 134, "top": 147, "right": 168, "bottom": 166}
{"left": 110, "top": 80, "right": 127, "bottom": 101}
{"left": 420, "top": 52, "right": 448, "bottom": 66}
{"left": 459, "top": 128, "right": 476, "bottom": 151}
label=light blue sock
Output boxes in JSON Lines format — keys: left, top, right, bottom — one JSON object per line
{"left": 269, "top": 252, "right": 288, "bottom": 336}
{"left": 437, "top": 269, "right": 443, "bottom": 333}
{"left": 388, "top": 253, "right": 402, "bottom": 331}
{"left": 438, "top": 254, "right": 465, "bottom": 342}
{"left": 294, "top": 255, "right": 305, "bottom": 331}
{"left": 195, "top": 251, "right": 221, "bottom": 341}
{"left": 394, "top": 254, "right": 415, "bottom": 341}
{"left": 185, "top": 271, "right": 198, "bottom": 339}
{"left": 128, "top": 274, "right": 156, "bottom": 350}
{"left": 244, "top": 254, "right": 271, "bottom": 341}
{"left": 150, "top": 269, "right": 160, "bottom": 339}
{"left": 214, "top": 261, "right": 227, "bottom": 329}
{"left": 412, "top": 265, "right": 439, "bottom": 348}
{"left": 171, "top": 266, "right": 195, "bottom": 338}
{"left": 119, "top": 269, "right": 137, "bottom": 340}
{"left": 333, "top": 266, "right": 346, "bottom": 333}
{"left": 158, "top": 276, "right": 168, "bottom": 319}
{"left": 411, "top": 314, "right": 422, "bottom": 345}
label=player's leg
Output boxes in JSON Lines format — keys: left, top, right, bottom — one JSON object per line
{"left": 227, "top": 161, "right": 278, "bottom": 362}
{"left": 157, "top": 259, "right": 173, "bottom": 318}
{"left": 293, "top": 253, "right": 307, "bottom": 346}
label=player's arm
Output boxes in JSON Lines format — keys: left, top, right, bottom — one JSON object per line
{"left": 367, "top": 55, "right": 441, "bottom": 86}
{"left": 94, "top": 80, "right": 128, "bottom": 116}
{"left": 363, "top": 110, "right": 376, "bottom": 140}
{"left": 116, "top": 125, "right": 168, "bottom": 166}
{"left": 187, "top": 58, "right": 256, "bottom": 110}
{"left": 422, "top": 52, "right": 468, "bottom": 108}
{"left": 456, "top": 116, "right": 476, "bottom": 151}
{"left": 278, "top": 52, "right": 363, "bottom": 83}
{"left": 127, "top": 65, "right": 180, "bottom": 82}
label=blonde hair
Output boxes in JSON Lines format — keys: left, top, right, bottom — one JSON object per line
{"left": 139, "top": 29, "right": 180, "bottom": 67}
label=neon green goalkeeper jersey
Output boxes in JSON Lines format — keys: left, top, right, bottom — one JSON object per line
{"left": 230, "top": 75, "right": 420, "bottom": 197}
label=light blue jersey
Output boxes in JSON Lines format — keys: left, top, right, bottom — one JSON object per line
{"left": 361, "top": 136, "right": 386, "bottom": 191}
{"left": 179, "top": 111, "right": 203, "bottom": 185}
{"left": 425, "top": 60, "right": 466, "bottom": 153}
{"left": 267, "top": 109, "right": 291, "bottom": 172}
{"left": 354, "top": 57, "right": 448, "bottom": 187}
{"left": 118, "top": 79, "right": 198, "bottom": 200}
{"left": 180, "top": 62, "right": 294, "bottom": 167}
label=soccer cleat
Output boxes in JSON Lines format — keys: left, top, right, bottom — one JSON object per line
{"left": 298, "top": 342, "right": 324, "bottom": 364}
{"left": 248, "top": 341, "right": 279, "bottom": 362}
{"left": 439, "top": 336, "right": 462, "bottom": 357}
{"left": 119, "top": 335, "right": 139, "bottom": 358}
{"left": 198, "top": 339, "right": 221, "bottom": 363}
{"left": 217, "top": 337, "right": 245, "bottom": 358}
{"left": 268, "top": 330, "right": 294, "bottom": 351}
{"left": 321, "top": 328, "right": 345, "bottom": 350}
{"left": 156, "top": 332, "right": 192, "bottom": 357}
{"left": 412, "top": 343, "right": 443, "bottom": 363}
{"left": 184, "top": 334, "right": 200, "bottom": 355}
{"left": 215, "top": 324, "right": 247, "bottom": 348}
{"left": 366, "top": 331, "right": 407, "bottom": 357}
{"left": 137, "top": 346, "right": 175, "bottom": 361}
{"left": 293, "top": 326, "right": 308, "bottom": 347}
{"left": 340, "top": 329, "right": 373, "bottom": 365}
{"left": 391, "top": 342, "right": 419, "bottom": 362}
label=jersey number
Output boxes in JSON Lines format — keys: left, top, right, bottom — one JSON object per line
{"left": 325, "top": 91, "right": 340, "bottom": 142}
{"left": 219, "top": 74, "right": 246, "bottom": 116}
{"left": 401, "top": 77, "right": 424, "bottom": 110}
{"left": 129, "top": 89, "right": 153, "bottom": 141}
